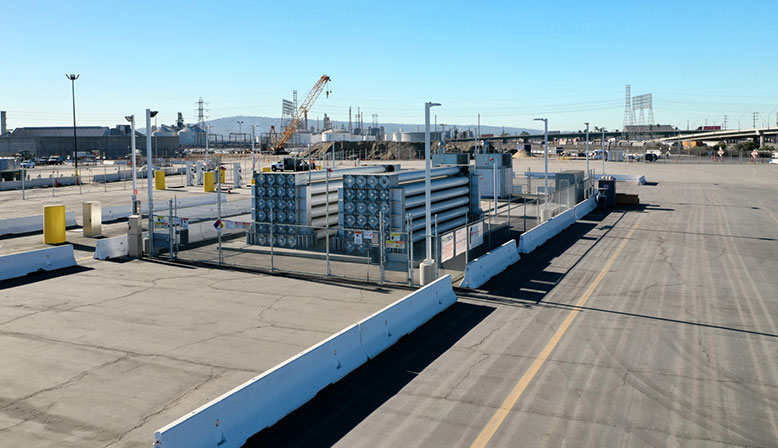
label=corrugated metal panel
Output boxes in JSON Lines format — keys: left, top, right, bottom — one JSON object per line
{"left": 10, "top": 127, "right": 109, "bottom": 138}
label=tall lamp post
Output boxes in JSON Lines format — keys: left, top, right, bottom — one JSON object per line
{"left": 421, "top": 101, "right": 441, "bottom": 285}
{"left": 146, "top": 109, "right": 158, "bottom": 256}
{"left": 584, "top": 122, "right": 590, "bottom": 177}
{"left": 125, "top": 115, "right": 138, "bottom": 213}
{"left": 534, "top": 117, "right": 549, "bottom": 192}
{"left": 66, "top": 74, "right": 79, "bottom": 179}
{"left": 251, "top": 124, "right": 256, "bottom": 176}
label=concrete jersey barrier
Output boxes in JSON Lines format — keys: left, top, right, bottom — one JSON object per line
{"left": 0, "top": 245, "right": 77, "bottom": 281}
{"left": 524, "top": 171, "right": 647, "bottom": 185}
{"left": 519, "top": 197, "right": 595, "bottom": 254}
{"left": 0, "top": 212, "right": 78, "bottom": 237}
{"left": 94, "top": 235, "right": 129, "bottom": 260}
{"left": 153, "top": 275, "right": 457, "bottom": 448}
{"left": 358, "top": 274, "right": 458, "bottom": 359}
{"left": 459, "top": 239, "right": 520, "bottom": 289}
{"left": 101, "top": 193, "right": 228, "bottom": 222}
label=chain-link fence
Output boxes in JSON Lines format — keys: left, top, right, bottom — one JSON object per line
{"left": 147, "top": 170, "right": 596, "bottom": 286}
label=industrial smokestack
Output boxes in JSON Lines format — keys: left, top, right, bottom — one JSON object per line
{"left": 1, "top": 111, "right": 6, "bottom": 135}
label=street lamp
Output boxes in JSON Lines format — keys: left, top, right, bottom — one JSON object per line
{"left": 584, "top": 122, "right": 590, "bottom": 176}
{"left": 251, "top": 124, "right": 256, "bottom": 176}
{"left": 66, "top": 74, "right": 79, "bottom": 179}
{"left": 421, "top": 101, "right": 441, "bottom": 285}
{"left": 124, "top": 114, "right": 138, "bottom": 213}
{"left": 146, "top": 109, "right": 158, "bottom": 256}
{"left": 533, "top": 118, "right": 549, "bottom": 192}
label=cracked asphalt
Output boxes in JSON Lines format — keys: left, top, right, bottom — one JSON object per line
{"left": 248, "top": 163, "right": 778, "bottom": 448}
{"left": 0, "top": 259, "right": 408, "bottom": 447}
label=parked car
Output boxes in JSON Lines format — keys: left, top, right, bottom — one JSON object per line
{"left": 46, "top": 155, "right": 64, "bottom": 165}
{"left": 20, "top": 160, "right": 35, "bottom": 169}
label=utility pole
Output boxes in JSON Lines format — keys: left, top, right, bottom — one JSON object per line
{"left": 723, "top": 115, "right": 728, "bottom": 130}
{"left": 585, "top": 122, "right": 590, "bottom": 175}
{"left": 146, "top": 109, "right": 158, "bottom": 256}
{"left": 251, "top": 124, "right": 256, "bottom": 176}
{"left": 421, "top": 101, "right": 441, "bottom": 285}
{"left": 66, "top": 74, "right": 79, "bottom": 179}
{"left": 533, "top": 118, "right": 549, "bottom": 192}
{"left": 753, "top": 112, "right": 759, "bottom": 128}
{"left": 125, "top": 114, "right": 138, "bottom": 213}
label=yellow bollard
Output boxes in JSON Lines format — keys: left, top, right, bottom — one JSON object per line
{"left": 154, "top": 170, "right": 166, "bottom": 190}
{"left": 204, "top": 171, "right": 215, "bottom": 192}
{"left": 43, "top": 205, "right": 66, "bottom": 244}
{"left": 219, "top": 168, "right": 226, "bottom": 184}
{"left": 251, "top": 178, "right": 256, "bottom": 185}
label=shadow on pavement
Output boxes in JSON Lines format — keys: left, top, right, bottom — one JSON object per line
{"left": 0, "top": 265, "right": 93, "bottom": 290}
{"left": 476, "top": 210, "right": 622, "bottom": 303}
{"left": 243, "top": 301, "right": 495, "bottom": 448}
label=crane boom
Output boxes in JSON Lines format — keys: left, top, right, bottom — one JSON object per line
{"left": 274, "top": 75, "right": 331, "bottom": 153}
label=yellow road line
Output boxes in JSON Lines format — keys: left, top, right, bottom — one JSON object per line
{"left": 76, "top": 255, "right": 94, "bottom": 262}
{"left": 470, "top": 217, "right": 642, "bottom": 448}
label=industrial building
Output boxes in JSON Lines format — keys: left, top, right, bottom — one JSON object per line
{"left": 0, "top": 125, "right": 178, "bottom": 159}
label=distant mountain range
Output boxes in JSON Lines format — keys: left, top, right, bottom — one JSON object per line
{"left": 142, "top": 115, "right": 540, "bottom": 138}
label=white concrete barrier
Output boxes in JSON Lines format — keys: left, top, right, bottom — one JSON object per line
{"left": 154, "top": 275, "right": 457, "bottom": 448}
{"left": 154, "top": 325, "right": 367, "bottom": 448}
{"left": 574, "top": 196, "right": 596, "bottom": 219}
{"left": 0, "top": 212, "right": 77, "bottom": 236}
{"left": 358, "top": 275, "right": 457, "bottom": 359}
{"left": 519, "top": 205, "right": 579, "bottom": 254}
{"left": 101, "top": 194, "right": 228, "bottom": 222}
{"left": 94, "top": 235, "right": 129, "bottom": 260}
{"left": 525, "top": 171, "right": 647, "bottom": 185}
{"left": 459, "top": 240, "right": 520, "bottom": 289}
{"left": 0, "top": 245, "right": 77, "bottom": 281}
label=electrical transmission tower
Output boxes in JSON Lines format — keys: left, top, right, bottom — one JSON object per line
{"left": 623, "top": 84, "right": 634, "bottom": 134}
{"left": 632, "top": 93, "right": 654, "bottom": 126}
{"left": 196, "top": 97, "right": 209, "bottom": 146}
{"left": 753, "top": 112, "right": 759, "bottom": 128}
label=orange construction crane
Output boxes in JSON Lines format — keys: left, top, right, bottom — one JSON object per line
{"left": 274, "top": 75, "right": 331, "bottom": 154}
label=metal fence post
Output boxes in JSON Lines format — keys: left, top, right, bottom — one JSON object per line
{"left": 434, "top": 215, "right": 439, "bottom": 279}
{"left": 407, "top": 213, "right": 413, "bottom": 285}
{"left": 52, "top": 175, "right": 55, "bottom": 197}
{"left": 270, "top": 211, "right": 274, "bottom": 272}
{"left": 379, "top": 211, "right": 385, "bottom": 284}
{"left": 104, "top": 165, "right": 107, "bottom": 192}
{"left": 465, "top": 222, "right": 470, "bottom": 264}
{"left": 21, "top": 168, "right": 25, "bottom": 200}
{"left": 523, "top": 201, "right": 527, "bottom": 231}
{"left": 326, "top": 167, "right": 331, "bottom": 277}
{"left": 217, "top": 166, "right": 223, "bottom": 266}
{"left": 507, "top": 192, "right": 511, "bottom": 232}
{"left": 169, "top": 199, "right": 174, "bottom": 260}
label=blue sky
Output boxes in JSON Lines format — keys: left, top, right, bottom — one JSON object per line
{"left": 1, "top": 0, "right": 777, "bottom": 132}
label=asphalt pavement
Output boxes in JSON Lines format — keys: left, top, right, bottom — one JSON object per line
{"left": 247, "top": 164, "right": 778, "bottom": 447}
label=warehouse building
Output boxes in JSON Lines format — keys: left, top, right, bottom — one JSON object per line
{"left": 0, "top": 125, "right": 178, "bottom": 159}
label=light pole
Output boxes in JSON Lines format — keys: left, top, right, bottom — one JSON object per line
{"left": 602, "top": 128, "right": 606, "bottom": 175}
{"left": 584, "top": 122, "right": 590, "bottom": 177}
{"left": 251, "top": 124, "right": 256, "bottom": 176}
{"left": 146, "top": 109, "right": 158, "bottom": 256}
{"left": 125, "top": 115, "right": 138, "bottom": 213}
{"left": 534, "top": 118, "right": 549, "bottom": 192}
{"left": 154, "top": 115, "right": 158, "bottom": 163}
{"left": 237, "top": 120, "right": 244, "bottom": 145}
{"left": 421, "top": 101, "right": 441, "bottom": 285}
{"left": 66, "top": 74, "right": 79, "bottom": 179}
{"left": 205, "top": 125, "right": 210, "bottom": 167}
